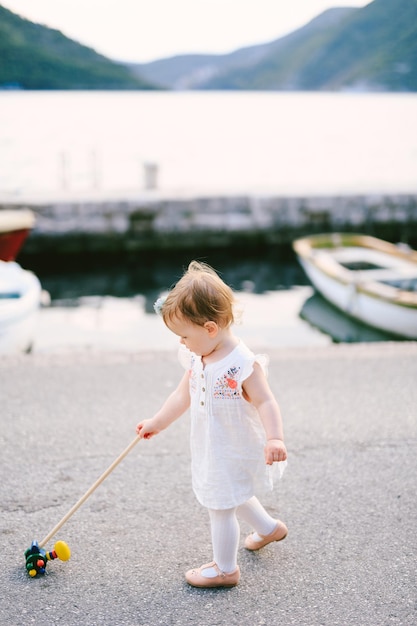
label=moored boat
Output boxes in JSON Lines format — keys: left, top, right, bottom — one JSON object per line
{"left": 0, "top": 209, "right": 35, "bottom": 261}
{"left": 293, "top": 233, "right": 417, "bottom": 340}
{"left": 0, "top": 260, "right": 42, "bottom": 353}
{"left": 0, "top": 209, "right": 42, "bottom": 353}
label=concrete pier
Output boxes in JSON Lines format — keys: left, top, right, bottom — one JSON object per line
{"left": 1, "top": 191, "right": 417, "bottom": 256}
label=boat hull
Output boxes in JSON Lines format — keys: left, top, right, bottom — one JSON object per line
{"left": 0, "top": 262, "right": 42, "bottom": 353}
{"left": 299, "top": 292, "right": 400, "bottom": 343}
{"left": 0, "top": 209, "right": 35, "bottom": 261}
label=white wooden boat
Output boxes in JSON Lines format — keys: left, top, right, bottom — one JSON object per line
{"left": 293, "top": 233, "right": 417, "bottom": 339}
{"left": 0, "top": 260, "right": 42, "bottom": 353}
{"left": 0, "top": 209, "right": 43, "bottom": 353}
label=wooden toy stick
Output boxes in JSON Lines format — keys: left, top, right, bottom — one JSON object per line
{"left": 39, "top": 434, "right": 141, "bottom": 547}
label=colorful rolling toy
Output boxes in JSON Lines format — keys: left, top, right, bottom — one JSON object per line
{"left": 24, "top": 540, "right": 71, "bottom": 577}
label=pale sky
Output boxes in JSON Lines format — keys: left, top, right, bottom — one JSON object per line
{"left": 1, "top": 0, "right": 370, "bottom": 63}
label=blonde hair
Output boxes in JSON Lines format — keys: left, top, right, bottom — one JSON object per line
{"left": 161, "top": 261, "right": 235, "bottom": 328}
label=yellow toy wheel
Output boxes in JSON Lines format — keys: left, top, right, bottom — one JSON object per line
{"left": 54, "top": 541, "right": 71, "bottom": 561}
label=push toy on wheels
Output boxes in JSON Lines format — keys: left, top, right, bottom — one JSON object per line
{"left": 24, "top": 434, "right": 141, "bottom": 577}
{"left": 24, "top": 540, "right": 71, "bottom": 577}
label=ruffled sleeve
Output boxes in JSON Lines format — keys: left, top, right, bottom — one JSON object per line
{"left": 255, "top": 353, "right": 269, "bottom": 377}
{"left": 241, "top": 352, "right": 269, "bottom": 382}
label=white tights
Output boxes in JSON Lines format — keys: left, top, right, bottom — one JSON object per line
{"left": 206, "top": 496, "right": 277, "bottom": 575}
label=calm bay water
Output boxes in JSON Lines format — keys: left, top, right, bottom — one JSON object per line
{"left": 2, "top": 91, "right": 416, "bottom": 350}
{"left": 1, "top": 91, "right": 416, "bottom": 196}
{"left": 31, "top": 251, "right": 405, "bottom": 353}
{"left": 35, "top": 253, "right": 331, "bottom": 352}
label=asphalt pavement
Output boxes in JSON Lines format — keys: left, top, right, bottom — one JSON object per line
{"left": 1, "top": 341, "right": 416, "bottom": 625}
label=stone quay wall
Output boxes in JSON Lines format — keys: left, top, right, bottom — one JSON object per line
{"left": 2, "top": 192, "right": 417, "bottom": 257}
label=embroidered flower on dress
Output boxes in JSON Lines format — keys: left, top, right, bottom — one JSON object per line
{"left": 213, "top": 366, "right": 241, "bottom": 399}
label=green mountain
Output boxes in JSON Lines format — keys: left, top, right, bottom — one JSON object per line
{"left": 133, "top": 0, "right": 417, "bottom": 92}
{"left": 0, "top": 4, "right": 157, "bottom": 90}
{"left": 291, "top": 0, "right": 417, "bottom": 91}
{"left": 131, "top": 7, "right": 355, "bottom": 89}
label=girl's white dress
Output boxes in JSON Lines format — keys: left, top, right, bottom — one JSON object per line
{"left": 179, "top": 340, "right": 285, "bottom": 510}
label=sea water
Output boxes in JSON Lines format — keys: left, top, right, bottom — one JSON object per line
{"left": 0, "top": 91, "right": 416, "bottom": 196}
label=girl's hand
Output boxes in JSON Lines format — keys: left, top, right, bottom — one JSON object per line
{"left": 264, "top": 439, "right": 287, "bottom": 465}
{"left": 136, "top": 418, "right": 160, "bottom": 440}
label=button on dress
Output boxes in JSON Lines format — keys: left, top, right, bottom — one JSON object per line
{"left": 179, "top": 341, "right": 284, "bottom": 510}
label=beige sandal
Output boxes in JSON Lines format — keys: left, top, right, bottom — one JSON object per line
{"left": 185, "top": 561, "right": 240, "bottom": 588}
{"left": 244, "top": 520, "right": 288, "bottom": 551}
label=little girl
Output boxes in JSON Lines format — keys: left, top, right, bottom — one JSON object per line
{"left": 136, "top": 261, "right": 288, "bottom": 588}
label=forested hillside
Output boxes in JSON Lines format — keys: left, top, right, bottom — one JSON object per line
{"left": 0, "top": 4, "right": 156, "bottom": 89}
